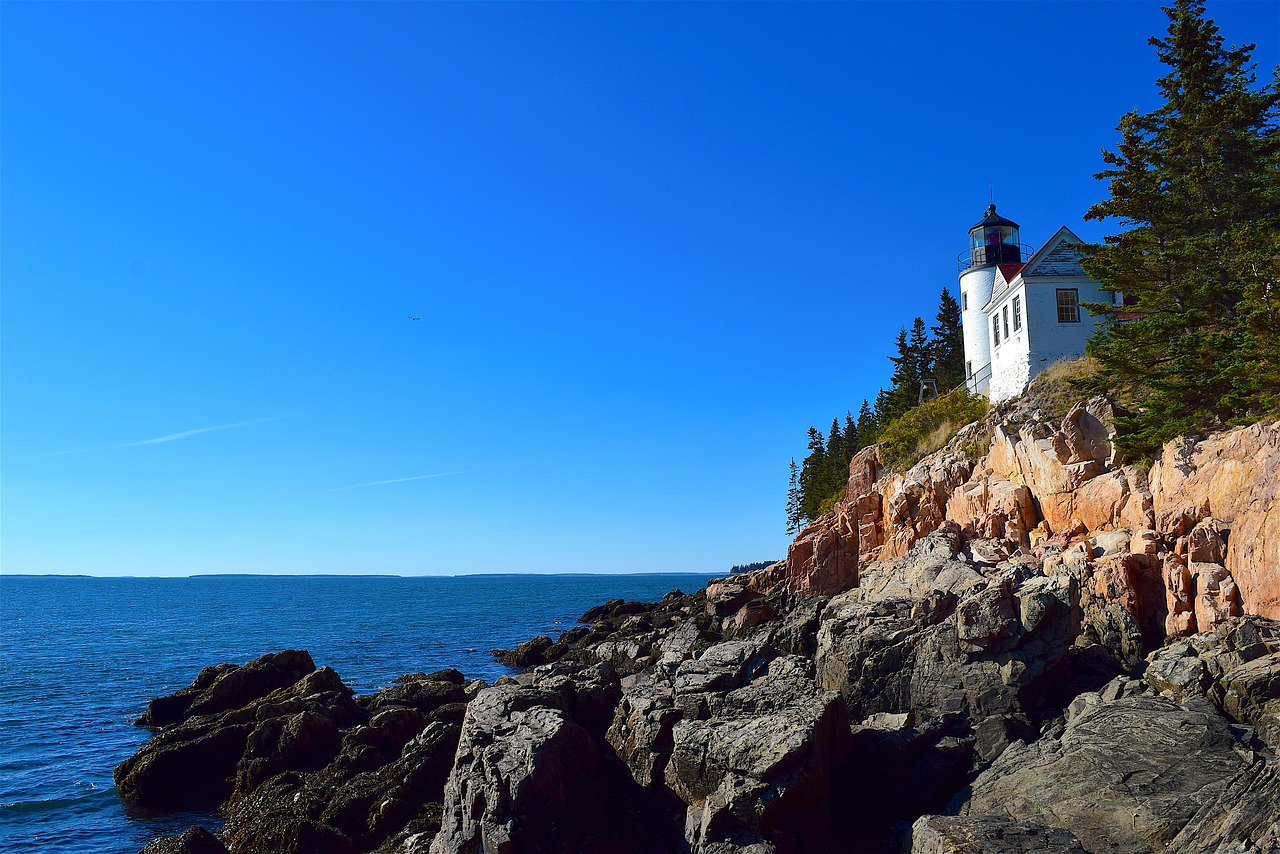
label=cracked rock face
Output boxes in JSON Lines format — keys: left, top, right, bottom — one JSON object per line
{"left": 122, "top": 402, "right": 1280, "bottom": 854}
{"left": 958, "top": 694, "right": 1259, "bottom": 854}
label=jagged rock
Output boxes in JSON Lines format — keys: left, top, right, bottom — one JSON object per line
{"left": 1144, "top": 616, "right": 1280, "bottom": 750}
{"left": 430, "top": 664, "right": 676, "bottom": 854}
{"left": 1164, "top": 758, "right": 1280, "bottom": 853}
{"left": 785, "top": 508, "right": 858, "bottom": 597}
{"left": 1150, "top": 420, "right": 1280, "bottom": 618}
{"left": 958, "top": 694, "right": 1257, "bottom": 853}
{"left": 491, "top": 634, "right": 554, "bottom": 668}
{"left": 116, "top": 660, "right": 363, "bottom": 811}
{"left": 606, "top": 677, "right": 680, "bottom": 788}
{"left": 137, "top": 650, "right": 317, "bottom": 728}
{"left": 815, "top": 540, "right": 1078, "bottom": 762}
{"left": 139, "top": 826, "right": 228, "bottom": 854}
{"left": 219, "top": 719, "right": 461, "bottom": 853}
{"left": 907, "top": 815, "right": 1087, "bottom": 853}
{"left": 665, "top": 656, "right": 851, "bottom": 852}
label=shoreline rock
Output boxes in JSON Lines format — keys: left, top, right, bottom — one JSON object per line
{"left": 123, "top": 402, "right": 1280, "bottom": 854}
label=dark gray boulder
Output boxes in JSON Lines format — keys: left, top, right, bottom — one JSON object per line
{"left": 907, "top": 815, "right": 1087, "bottom": 853}
{"left": 957, "top": 694, "right": 1259, "bottom": 853}
{"left": 139, "top": 826, "right": 228, "bottom": 854}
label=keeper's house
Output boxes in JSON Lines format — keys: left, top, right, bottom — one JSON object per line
{"left": 957, "top": 205, "right": 1122, "bottom": 403}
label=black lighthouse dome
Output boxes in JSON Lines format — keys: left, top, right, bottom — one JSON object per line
{"left": 964, "top": 204, "right": 1023, "bottom": 269}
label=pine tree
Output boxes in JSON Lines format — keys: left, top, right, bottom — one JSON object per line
{"left": 886, "top": 319, "right": 932, "bottom": 418}
{"left": 857, "top": 398, "right": 877, "bottom": 445}
{"left": 797, "top": 427, "right": 827, "bottom": 523}
{"left": 826, "top": 417, "right": 844, "bottom": 468}
{"left": 1082, "top": 0, "right": 1280, "bottom": 456}
{"left": 785, "top": 458, "right": 802, "bottom": 536}
{"left": 884, "top": 329, "right": 914, "bottom": 420}
{"left": 871, "top": 389, "right": 893, "bottom": 439}
{"left": 843, "top": 410, "right": 859, "bottom": 461}
{"left": 930, "top": 288, "right": 966, "bottom": 391}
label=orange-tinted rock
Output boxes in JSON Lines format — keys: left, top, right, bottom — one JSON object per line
{"left": 1163, "top": 553, "right": 1197, "bottom": 638}
{"left": 785, "top": 508, "right": 858, "bottom": 597}
{"left": 1150, "top": 421, "right": 1280, "bottom": 619}
{"left": 1190, "top": 562, "right": 1241, "bottom": 633}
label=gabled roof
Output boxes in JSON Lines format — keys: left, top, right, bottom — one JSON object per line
{"left": 1021, "top": 226, "right": 1087, "bottom": 278}
{"left": 983, "top": 263, "right": 1027, "bottom": 313}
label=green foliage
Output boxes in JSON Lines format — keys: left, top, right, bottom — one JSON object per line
{"left": 877, "top": 390, "right": 989, "bottom": 470}
{"left": 816, "top": 486, "right": 846, "bottom": 517}
{"left": 785, "top": 458, "right": 802, "bottom": 536}
{"left": 786, "top": 288, "right": 970, "bottom": 531}
{"left": 929, "top": 288, "right": 965, "bottom": 391}
{"left": 1081, "top": 0, "right": 1280, "bottom": 457}
{"left": 729, "top": 560, "right": 780, "bottom": 575}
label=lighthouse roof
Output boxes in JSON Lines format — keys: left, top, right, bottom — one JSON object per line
{"left": 969, "top": 203, "right": 1020, "bottom": 232}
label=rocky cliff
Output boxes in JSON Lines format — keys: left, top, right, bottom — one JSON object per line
{"left": 122, "top": 397, "right": 1280, "bottom": 854}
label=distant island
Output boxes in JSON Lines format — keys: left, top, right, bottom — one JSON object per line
{"left": 729, "top": 560, "right": 779, "bottom": 575}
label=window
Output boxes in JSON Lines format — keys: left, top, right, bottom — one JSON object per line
{"left": 1057, "top": 288, "right": 1080, "bottom": 323}
{"left": 992, "top": 316, "right": 1000, "bottom": 346}
{"left": 1002, "top": 306, "right": 1010, "bottom": 337}
{"left": 962, "top": 291, "right": 969, "bottom": 310}
{"left": 966, "top": 360, "right": 973, "bottom": 378}
{"left": 1013, "top": 296, "right": 1022, "bottom": 330}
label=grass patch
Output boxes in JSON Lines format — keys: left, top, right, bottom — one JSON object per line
{"left": 878, "top": 390, "right": 989, "bottom": 470}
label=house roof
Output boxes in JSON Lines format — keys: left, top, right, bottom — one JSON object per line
{"left": 1021, "top": 226, "right": 1087, "bottom": 278}
{"left": 982, "top": 226, "right": 1091, "bottom": 313}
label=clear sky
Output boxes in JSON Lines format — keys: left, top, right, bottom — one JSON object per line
{"left": 3, "top": 2, "right": 1277, "bottom": 577}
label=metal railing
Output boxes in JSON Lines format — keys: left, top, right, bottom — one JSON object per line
{"left": 962, "top": 362, "right": 993, "bottom": 395}
{"left": 957, "top": 243, "right": 1037, "bottom": 273}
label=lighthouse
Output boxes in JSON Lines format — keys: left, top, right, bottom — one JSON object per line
{"left": 958, "top": 204, "right": 1024, "bottom": 396}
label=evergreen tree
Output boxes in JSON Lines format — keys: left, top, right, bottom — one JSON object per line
{"left": 884, "top": 329, "right": 914, "bottom": 420}
{"left": 871, "top": 389, "right": 893, "bottom": 440}
{"left": 886, "top": 319, "right": 932, "bottom": 418}
{"left": 856, "top": 398, "right": 877, "bottom": 445}
{"left": 826, "top": 417, "right": 844, "bottom": 467}
{"left": 822, "top": 417, "right": 847, "bottom": 498}
{"left": 797, "top": 427, "right": 827, "bottom": 523}
{"left": 930, "top": 288, "right": 966, "bottom": 391}
{"left": 843, "top": 410, "right": 859, "bottom": 461}
{"left": 909, "top": 316, "right": 932, "bottom": 384}
{"left": 785, "top": 458, "right": 802, "bottom": 536}
{"left": 1082, "top": 0, "right": 1280, "bottom": 455}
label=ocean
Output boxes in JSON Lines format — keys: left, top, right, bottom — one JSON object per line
{"left": 0, "top": 572, "right": 718, "bottom": 854}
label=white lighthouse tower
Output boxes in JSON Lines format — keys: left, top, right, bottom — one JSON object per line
{"left": 958, "top": 204, "right": 1026, "bottom": 396}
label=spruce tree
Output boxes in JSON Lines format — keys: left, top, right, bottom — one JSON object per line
{"left": 930, "top": 288, "right": 966, "bottom": 391}
{"left": 785, "top": 458, "right": 802, "bottom": 535}
{"left": 1082, "top": 0, "right": 1280, "bottom": 456}
{"left": 887, "top": 319, "right": 932, "bottom": 417}
{"left": 885, "top": 328, "right": 914, "bottom": 420}
{"left": 797, "top": 427, "right": 827, "bottom": 523}
{"left": 871, "top": 389, "right": 893, "bottom": 439}
{"left": 843, "top": 410, "right": 859, "bottom": 461}
{"left": 857, "top": 398, "right": 878, "bottom": 446}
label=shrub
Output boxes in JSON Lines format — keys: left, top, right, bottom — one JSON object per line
{"left": 877, "top": 390, "right": 988, "bottom": 470}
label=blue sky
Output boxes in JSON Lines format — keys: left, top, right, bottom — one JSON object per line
{"left": 3, "top": 2, "right": 1277, "bottom": 577}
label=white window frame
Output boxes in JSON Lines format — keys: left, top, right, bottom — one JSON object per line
{"left": 1056, "top": 288, "right": 1080, "bottom": 323}
{"left": 1012, "top": 295, "right": 1022, "bottom": 330}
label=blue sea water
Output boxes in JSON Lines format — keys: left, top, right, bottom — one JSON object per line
{"left": 0, "top": 573, "right": 716, "bottom": 854}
